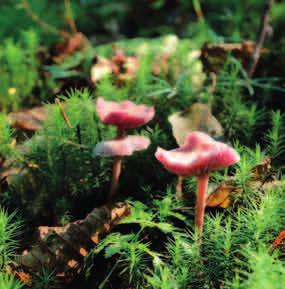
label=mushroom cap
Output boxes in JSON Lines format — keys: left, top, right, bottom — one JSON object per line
{"left": 96, "top": 97, "right": 155, "bottom": 129}
{"left": 155, "top": 131, "right": 240, "bottom": 176}
{"left": 94, "top": 135, "right": 151, "bottom": 157}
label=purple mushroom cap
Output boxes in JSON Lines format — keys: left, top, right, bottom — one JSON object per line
{"left": 155, "top": 131, "right": 240, "bottom": 176}
{"left": 94, "top": 135, "right": 151, "bottom": 157}
{"left": 96, "top": 97, "right": 155, "bottom": 129}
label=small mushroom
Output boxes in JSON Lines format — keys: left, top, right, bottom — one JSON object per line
{"left": 155, "top": 131, "right": 240, "bottom": 237}
{"left": 95, "top": 97, "right": 155, "bottom": 198}
{"left": 94, "top": 135, "right": 150, "bottom": 198}
{"left": 168, "top": 103, "right": 224, "bottom": 200}
{"left": 94, "top": 136, "right": 151, "bottom": 157}
{"left": 96, "top": 97, "right": 155, "bottom": 131}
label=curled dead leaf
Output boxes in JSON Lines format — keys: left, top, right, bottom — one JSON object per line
{"left": 15, "top": 271, "right": 32, "bottom": 287}
{"left": 207, "top": 181, "right": 241, "bottom": 208}
{"left": 168, "top": 103, "right": 224, "bottom": 146}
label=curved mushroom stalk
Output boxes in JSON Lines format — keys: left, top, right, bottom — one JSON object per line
{"left": 94, "top": 135, "right": 151, "bottom": 198}
{"left": 195, "top": 174, "right": 209, "bottom": 237}
{"left": 95, "top": 97, "right": 155, "bottom": 199}
{"left": 110, "top": 156, "right": 123, "bottom": 198}
{"left": 109, "top": 127, "right": 126, "bottom": 198}
{"left": 155, "top": 131, "right": 240, "bottom": 240}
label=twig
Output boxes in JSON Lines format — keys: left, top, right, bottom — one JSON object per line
{"left": 64, "top": 0, "right": 78, "bottom": 34}
{"left": 207, "top": 72, "right": 216, "bottom": 109}
{"left": 21, "top": 0, "right": 71, "bottom": 39}
{"left": 172, "top": 206, "right": 194, "bottom": 212}
{"left": 192, "top": 0, "right": 204, "bottom": 22}
{"left": 247, "top": 0, "right": 275, "bottom": 78}
{"left": 55, "top": 98, "right": 73, "bottom": 128}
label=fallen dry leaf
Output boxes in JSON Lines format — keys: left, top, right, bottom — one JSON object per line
{"left": 52, "top": 32, "right": 89, "bottom": 63}
{"left": 14, "top": 271, "right": 32, "bottom": 287}
{"left": 117, "top": 56, "right": 139, "bottom": 82}
{"left": 90, "top": 46, "right": 139, "bottom": 84}
{"left": 90, "top": 56, "right": 115, "bottom": 83}
{"left": 168, "top": 103, "right": 224, "bottom": 146}
{"left": 13, "top": 203, "right": 130, "bottom": 284}
{"left": 207, "top": 181, "right": 241, "bottom": 208}
{"left": 8, "top": 106, "right": 48, "bottom": 131}
{"left": 251, "top": 157, "right": 271, "bottom": 180}
{"left": 201, "top": 41, "right": 269, "bottom": 73}
{"left": 207, "top": 159, "right": 279, "bottom": 209}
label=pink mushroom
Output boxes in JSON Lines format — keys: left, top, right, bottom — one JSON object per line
{"left": 95, "top": 97, "right": 155, "bottom": 198}
{"left": 94, "top": 136, "right": 151, "bottom": 156}
{"left": 96, "top": 97, "right": 155, "bottom": 131}
{"left": 155, "top": 131, "right": 240, "bottom": 237}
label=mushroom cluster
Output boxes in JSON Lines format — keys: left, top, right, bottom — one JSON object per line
{"left": 94, "top": 97, "right": 155, "bottom": 198}
{"left": 94, "top": 97, "right": 239, "bottom": 239}
{"left": 155, "top": 131, "right": 240, "bottom": 237}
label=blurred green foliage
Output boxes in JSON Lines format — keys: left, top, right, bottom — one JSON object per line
{"left": 0, "top": 0, "right": 279, "bottom": 44}
{"left": 0, "top": 30, "right": 40, "bottom": 111}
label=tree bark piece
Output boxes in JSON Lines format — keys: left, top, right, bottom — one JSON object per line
{"left": 13, "top": 202, "right": 130, "bottom": 283}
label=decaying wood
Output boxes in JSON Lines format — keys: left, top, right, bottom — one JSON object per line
{"left": 12, "top": 202, "right": 130, "bottom": 284}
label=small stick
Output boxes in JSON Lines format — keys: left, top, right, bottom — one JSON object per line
{"left": 193, "top": 0, "right": 204, "bottom": 21}
{"left": 21, "top": 0, "right": 71, "bottom": 39}
{"left": 247, "top": 0, "right": 275, "bottom": 78}
{"left": 207, "top": 72, "right": 217, "bottom": 109}
{"left": 64, "top": 0, "right": 78, "bottom": 34}
{"left": 55, "top": 98, "right": 73, "bottom": 129}
{"left": 176, "top": 175, "right": 184, "bottom": 200}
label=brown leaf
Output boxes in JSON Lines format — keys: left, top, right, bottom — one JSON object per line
{"left": 90, "top": 56, "right": 117, "bottom": 83}
{"left": 8, "top": 106, "right": 48, "bottom": 131}
{"left": 15, "top": 271, "right": 32, "bottom": 287}
{"left": 111, "top": 46, "right": 127, "bottom": 65}
{"left": 272, "top": 231, "right": 285, "bottom": 249}
{"left": 52, "top": 32, "right": 88, "bottom": 63}
{"left": 251, "top": 157, "right": 271, "bottom": 180}
{"left": 168, "top": 103, "right": 224, "bottom": 146}
{"left": 90, "top": 46, "right": 139, "bottom": 84}
{"left": 201, "top": 41, "right": 269, "bottom": 73}
{"left": 207, "top": 182, "right": 241, "bottom": 208}
{"left": 13, "top": 203, "right": 130, "bottom": 283}
{"left": 117, "top": 56, "right": 139, "bottom": 82}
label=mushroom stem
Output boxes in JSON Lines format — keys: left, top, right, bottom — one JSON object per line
{"left": 109, "top": 128, "right": 126, "bottom": 198}
{"left": 195, "top": 174, "right": 209, "bottom": 238}
{"left": 176, "top": 175, "right": 183, "bottom": 200}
